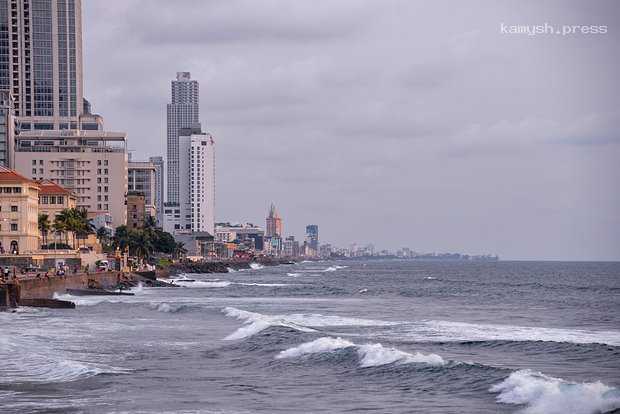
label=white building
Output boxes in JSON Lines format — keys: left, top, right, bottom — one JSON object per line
{"left": 163, "top": 125, "right": 215, "bottom": 235}
{"left": 128, "top": 160, "right": 157, "bottom": 219}
{"left": 149, "top": 156, "right": 164, "bottom": 224}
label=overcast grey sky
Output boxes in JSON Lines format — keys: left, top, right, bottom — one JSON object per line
{"left": 83, "top": 1, "right": 619, "bottom": 260}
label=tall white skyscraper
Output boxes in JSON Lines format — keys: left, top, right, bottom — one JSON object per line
{"left": 0, "top": 0, "right": 91, "bottom": 130}
{"left": 166, "top": 72, "right": 199, "bottom": 204}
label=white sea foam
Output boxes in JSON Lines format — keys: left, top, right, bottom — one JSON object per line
{"left": 0, "top": 336, "right": 131, "bottom": 383}
{"left": 490, "top": 369, "right": 620, "bottom": 414}
{"left": 287, "top": 272, "right": 301, "bottom": 277}
{"left": 227, "top": 267, "right": 237, "bottom": 272}
{"left": 249, "top": 263, "right": 264, "bottom": 270}
{"left": 222, "top": 307, "right": 399, "bottom": 340}
{"left": 276, "top": 336, "right": 445, "bottom": 367}
{"left": 175, "top": 280, "right": 232, "bottom": 288}
{"left": 323, "top": 265, "right": 348, "bottom": 272}
{"left": 236, "top": 282, "right": 291, "bottom": 287}
{"left": 400, "top": 320, "right": 620, "bottom": 346}
{"left": 276, "top": 337, "right": 355, "bottom": 359}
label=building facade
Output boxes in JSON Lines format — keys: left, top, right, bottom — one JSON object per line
{"left": 214, "top": 223, "right": 264, "bottom": 251}
{"left": 0, "top": 90, "right": 15, "bottom": 167}
{"left": 178, "top": 126, "right": 214, "bottom": 234}
{"left": 126, "top": 192, "right": 145, "bottom": 229}
{"left": 265, "top": 203, "right": 282, "bottom": 238}
{"left": 13, "top": 129, "right": 128, "bottom": 228}
{"left": 128, "top": 160, "right": 156, "bottom": 219}
{"left": 0, "top": 0, "right": 87, "bottom": 130}
{"left": 166, "top": 72, "right": 199, "bottom": 204}
{"left": 148, "top": 156, "right": 164, "bottom": 224}
{"left": 0, "top": 166, "right": 40, "bottom": 253}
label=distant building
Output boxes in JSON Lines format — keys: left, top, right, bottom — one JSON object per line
{"left": 305, "top": 224, "right": 319, "bottom": 256}
{"left": 319, "top": 243, "right": 332, "bottom": 259}
{"left": 215, "top": 223, "right": 264, "bottom": 251}
{"left": 126, "top": 192, "right": 146, "bottom": 229}
{"left": 167, "top": 72, "right": 199, "bottom": 205}
{"left": 163, "top": 125, "right": 215, "bottom": 235}
{"left": 149, "top": 156, "right": 164, "bottom": 224}
{"left": 128, "top": 160, "right": 157, "bottom": 219}
{"left": 0, "top": 91, "right": 15, "bottom": 168}
{"left": 13, "top": 130, "right": 128, "bottom": 228}
{"left": 283, "top": 236, "right": 300, "bottom": 257}
{"left": 265, "top": 203, "right": 282, "bottom": 238}
{"left": 0, "top": 166, "right": 40, "bottom": 254}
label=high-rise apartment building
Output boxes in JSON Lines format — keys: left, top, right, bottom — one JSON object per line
{"left": 0, "top": 0, "right": 90, "bottom": 130}
{"left": 265, "top": 203, "right": 282, "bottom": 238}
{"left": 128, "top": 160, "right": 156, "bottom": 219}
{"left": 14, "top": 129, "right": 128, "bottom": 228}
{"left": 167, "top": 72, "right": 199, "bottom": 204}
{"left": 148, "top": 156, "right": 164, "bottom": 224}
{"left": 0, "top": 90, "right": 15, "bottom": 167}
{"left": 305, "top": 224, "right": 319, "bottom": 254}
{"left": 163, "top": 125, "right": 215, "bottom": 235}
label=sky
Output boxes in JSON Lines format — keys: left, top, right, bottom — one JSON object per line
{"left": 82, "top": 0, "right": 620, "bottom": 261}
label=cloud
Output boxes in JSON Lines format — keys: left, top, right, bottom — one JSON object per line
{"left": 83, "top": 0, "right": 620, "bottom": 260}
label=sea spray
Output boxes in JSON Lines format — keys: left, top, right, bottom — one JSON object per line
{"left": 490, "top": 369, "right": 620, "bottom": 414}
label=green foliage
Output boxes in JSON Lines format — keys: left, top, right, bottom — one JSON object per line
{"left": 51, "top": 208, "right": 94, "bottom": 249}
{"left": 112, "top": 224, "right": 179, "bottom": 259}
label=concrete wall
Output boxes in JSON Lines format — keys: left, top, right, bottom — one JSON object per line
{"left": 19, "top": 271, "right": 124, "bottom": 299}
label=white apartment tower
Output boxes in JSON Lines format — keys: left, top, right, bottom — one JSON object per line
{"left": 167, "top": 72, "right": 199, "bottom": 204}
{"left": 178, "top": 126, "right": 215, "bottom": 234}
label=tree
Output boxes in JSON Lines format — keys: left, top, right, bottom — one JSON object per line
{"left": 173, "top": 242, "right": 187, "bottom": 260}
{"left": 38, "top": 213, "right": 51, "bottom": 247}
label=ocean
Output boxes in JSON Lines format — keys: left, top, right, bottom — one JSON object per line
{"left": 1, "top": 260, "right": 619, "bottom": 413}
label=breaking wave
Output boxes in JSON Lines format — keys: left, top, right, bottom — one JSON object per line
{"left": 287, "top": 272, "right": 301, "bottom": 277}
{"left": 249, "top": 263, "right": 265, "bottom": 270}
{"left": 222, "top": 307, "right": 399, "bottom": 340}
{"left": 276, "top": 336, "right": 445, "bottom": 367}
{"left": 397, "top": 320, "right": 620, "bottom": 346}
{"left": 490, "top": 369, "right": 620, "bottom": 414}
{"left": 323, "top": 265, "right": 348, "bottom": 272}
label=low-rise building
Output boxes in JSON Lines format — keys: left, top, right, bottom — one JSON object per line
{"left": 0, "top": 167, "right": 40, "bottom": 254}
{"left": 126, "top": 192, "right": 146, "bottom": 229}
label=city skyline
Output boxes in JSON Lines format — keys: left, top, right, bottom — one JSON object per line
{"left": 82, "top": 1, "right": 619, "bottom": 261}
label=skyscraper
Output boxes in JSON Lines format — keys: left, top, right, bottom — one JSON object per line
{"left": 149, "top": 156, "right": 164, "bottom": 224}
{"left": 167, "top": 72, "right": 199, "bottom": 204}
{"left": 305, "top": 225, "right": 319, "bottom": 254}
{"left": 0, "top": 0, "right": 88, "bottom": 130}
{"left": 265, "top": 203, "right": 282, "bottom": 238}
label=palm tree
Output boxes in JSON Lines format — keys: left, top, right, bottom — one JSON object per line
{"left": 38, "top": 213, "right": 51, "bottom": 248}
{"left": 52, "top": 214, "right": 68, "bottom": 249}
{"left": 74, "top": 208, "right": 94, "bottom": 248}
{"left": 173, "top": 242, "right": 187, "bottom": 260}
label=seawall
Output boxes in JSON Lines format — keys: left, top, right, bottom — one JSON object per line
{"left": 18, "top": 271, "right": 127, "bottom": 300}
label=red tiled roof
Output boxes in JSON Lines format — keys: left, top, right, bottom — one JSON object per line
{"left": 36, "top": 179, "right": 74, "bottom": 196}
{"left": 0, "top": 166, "right": 39, "bottom": 186}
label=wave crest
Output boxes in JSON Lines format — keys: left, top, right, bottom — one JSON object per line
{"left": 490, "top": 369, "right": 620, "bottom": 414}
{"left": 276, "top": 336, "right": 445, "bottom": 367}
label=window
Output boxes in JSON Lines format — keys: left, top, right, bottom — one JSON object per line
{"left": 10, "top": 205, "right": 17, "bottom": 212}
{"left": 32, "top": 160, "right": 36, "bottom": 165}
{"left": 97, "top": 195, "right": 101, "bottom": 201}
{"left": 97, "top": 160, "right": 101, "bottom": 165}
{"left": 97, "top": 178, "right": 101, "bottom": 183}
{"left": 39, "top": 160, "right": 43, "bottom": 165}
{"left": 13, "top": 187, "right": 20, "bottom": 193}
{"left": 104, "top": 160, "right": 108, "bottom": 166}
{"left": 104, "top": 204, "right": 109, "bottom": 210}
{"left": 104, "top": 169, "right": 108, "bottom": 174}
{"left": 32, "top": 168, "right": 36, "bottom": 174}
{"left": 104, "top": 186, "right": 108, "bottom": 192}
{"left": 50, "top": 196, "right": 56, "bottom": 204}
{"left": 104, "top": 195, "right": 108, "bottom": 201}
{"left": 41, "top": 196, "right": 48, "bottom": 204}
{"left": 39, "top": 168, "right": 43, "bottom": 174}
{"left": 10, "top": 223, "right": 17, "bottom": 231}
{"left": 104, "top": 178, "right": 108, "bottom": 183}
{"left": 97, "top": 204, "right": 102, "bottom": 210}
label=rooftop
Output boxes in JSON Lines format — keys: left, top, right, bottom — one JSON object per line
{"left": 0, "top": 166, "right": 39, "bottom": 186}
{"left": 36, "top": 179, "right": 76, "bottom": 196}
